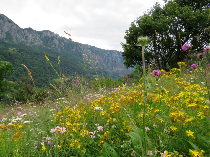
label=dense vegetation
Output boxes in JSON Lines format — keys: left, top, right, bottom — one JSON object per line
{"left": 0, "top": 44, "right": 209, "bottom": 156}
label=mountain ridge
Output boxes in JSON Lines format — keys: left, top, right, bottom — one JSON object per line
{"left": 0, "top": 13, "right": 134, "bottom": 86}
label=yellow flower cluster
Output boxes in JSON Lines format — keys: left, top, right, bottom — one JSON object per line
{"left": 52, "top": 68, "right": 209, "bottom": 155}
{"left": 177, "top": 62, "right": 187, "bottom": 66}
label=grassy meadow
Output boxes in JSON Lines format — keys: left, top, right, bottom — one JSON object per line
{"left": 0, "top": 46, "right": 210, "bottom": 157}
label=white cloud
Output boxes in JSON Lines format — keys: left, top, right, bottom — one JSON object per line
{"left": 0, "top": 0, "right": 165, "bottom": 51}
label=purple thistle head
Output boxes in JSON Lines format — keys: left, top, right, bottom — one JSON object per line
{"left": 152, "top": 70, "right": 161, "bottom": 76}
{"left": 182, "top": 44, "right": 190, "bottom": 51}
{"left": 191, "top": 64, "right": 198, "bottom": 69}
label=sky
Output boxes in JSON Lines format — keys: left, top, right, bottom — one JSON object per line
{"left": 0, "top": 0, "right": 165, "bottom": 52}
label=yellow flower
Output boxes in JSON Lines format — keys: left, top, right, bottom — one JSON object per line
{"left": 197, "top": 111, "right": 205, "bottom": 119}
{"left": 170, "top": 126, "right": 177, "bottom": 131}
{"left": 159, "top": 118, "right": 164, "bottom": 123}
{"left": 77, "top": 144, "right": 82, "bottom": 148}
{"left": 42, "top": 145, "right": 46, "bottom": 151}
{"left": 66, "top": 121, "right": 71, "bottom": 126}
{"left": 57, "top": 145, "right": 61, "bottom": 149}
{"left": 189, "top": 149, "right": 199, "bottom": 157}
{"left": 83, "top": 149, "right": 86, "bottom": 153}
{"left": 186, "top": 130, "right": 194, "bottom": 137}
{"left": 177, "top": 62, "right": 187, "bottom": 66}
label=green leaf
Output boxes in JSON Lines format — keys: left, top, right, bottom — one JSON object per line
{"left": 102, "top": 142, "right": 119, "bottom": 157}
{"left": 187, "top": 140, "right": 200, "bottom": 152}
{"left": 197, "top": 135, "right": 210, "bottom": 151}
{"left": 126, "top": 126, "right": 153, "bottom": 150}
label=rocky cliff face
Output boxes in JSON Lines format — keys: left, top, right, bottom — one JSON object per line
{"left": 0, "top": 14, "right": 133, "bottom": 76}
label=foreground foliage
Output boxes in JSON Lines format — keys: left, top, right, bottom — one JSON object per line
{"left": 0, "top": 63, "right": 209, "bottom": 156}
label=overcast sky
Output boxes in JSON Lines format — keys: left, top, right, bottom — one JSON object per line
{"left": 0, "top": 0, "right": 165, "bottom": 51}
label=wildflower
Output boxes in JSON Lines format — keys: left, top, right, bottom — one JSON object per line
{"left": 147, "top": 151, "right": 153, "bottom": 156}
{"left": 203, "top": 46, "right": 210, "bottom": 53}
{"left": 97, "top": 126, "right": 103, "bottom": 131}
{"left": 50, "top": 126, "right": 66, "bottom": 134}
{"left": 170, "top": 126, "right": 177, "bottom": 131}
{"left": 177, "top": 62, "right": 187, "bottom": 66}
{"left": 189, "top": 149, "right": 199, "bottom": 157}
{"left": 196, "top": 53, "right": 204, "bottom": 59}
{"left": 59, "top": 127, "right": 66, "bottom": 133}
{"left": 186, "top": 130, "right": 194, "bottom": 137}
{"left": 145, "top": 127, "right": 150, "bottom": 132}
{"left": 42, "top": 145, "right": 46, "bottom": 151}
{"left": 191, "top": 64, "right": 198, "bottom": 69}
{"left": 153, "top": 123, "right": 157, "bottom": 127}
{"left": 57, "top": 145, "right": 61, "bottom": 149}
{"left": 23, "top": 121, "right": 33, "bottom": 124}
{"left": 160, "top": 150, "right": 169, "bottom": 157}
{"left": 50, "top": 128, "right": 56, "bottom": 133}
{"left": 182, "top": 44, "right": 190, "bottom": 51}
{"left": 152, "top": 70, "right": 161, "bottom": 76}
{"left": 95, "top": 107, "right": 103, "bottom": 110}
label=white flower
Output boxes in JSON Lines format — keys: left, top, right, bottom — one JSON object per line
{"left": 20, "top": 114, "right": 27, "bottom": 117}
{"left": 11, "top": 117, "right": 22, "bottom": 123}
{"left": 201, "top": 82, "right": 205, "bottom": 85}
{"left": 94, "top": 107, "right": 103, "bottom": 110}
{"left": 23, "top": 121, "right": 33, "bottom": 124}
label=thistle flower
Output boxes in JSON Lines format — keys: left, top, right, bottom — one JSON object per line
{"left": 152, "top": 70, "right": 161, "bottom": 76}
{"left": 182, "top": 44, "right": 190, "bottom": 51}
{"left": 191, "top": 64, "right": 198, "bottom": 69}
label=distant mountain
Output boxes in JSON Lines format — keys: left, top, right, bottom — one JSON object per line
{"left": 0, "top": 14, "right": 134, "bottom": 86}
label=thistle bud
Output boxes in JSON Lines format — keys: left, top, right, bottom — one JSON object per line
{"left": 137, "top": 36, "right": 150, "bottom": 47}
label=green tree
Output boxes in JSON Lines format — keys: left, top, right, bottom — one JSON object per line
{"left": 0, "top": 61, "right": 14, "bottom": 99}
{"left": 121, "top": 0, "right": 210, "bottom": 70}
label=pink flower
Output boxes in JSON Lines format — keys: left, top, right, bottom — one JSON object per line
{"left": 50, "top": 126, "right": 66, "bottom": 134}
{"left": 196, "top": 53, "right": 204, "bottom": 59}
{"left": 191, "top": 64, "right": 198, "bottom": 69}
{"left": 97, "top": 126, "right": 103, "bottom": 131}
{"left": 60, "top": 127, "right": 66, "bottom": 134}
{"left": 204, "top": 46, "right": 210, "bottom": 53}
{"left": 147, "top": 151, "right": 153, "bottom": 156}
{"left": 152, "top": 70, "right": 161, "bottom": 76}
{"left": 50, "top": 128, "right": 56, "bottom": 133}
{"left": 145, "top": 127, "right": 150, "bottom": 132}
{"left": 182, "top": 44, "right": 190, "bottom": 51}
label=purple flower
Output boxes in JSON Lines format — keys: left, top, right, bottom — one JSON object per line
{"left": 182, "top": 44, "right": 190, "bottom": 51}
{"left": 152, "top": 70, "right": 161, "bottom": 76}
{"left": 191, "top": 64, "right": 198, "bottom": 69}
